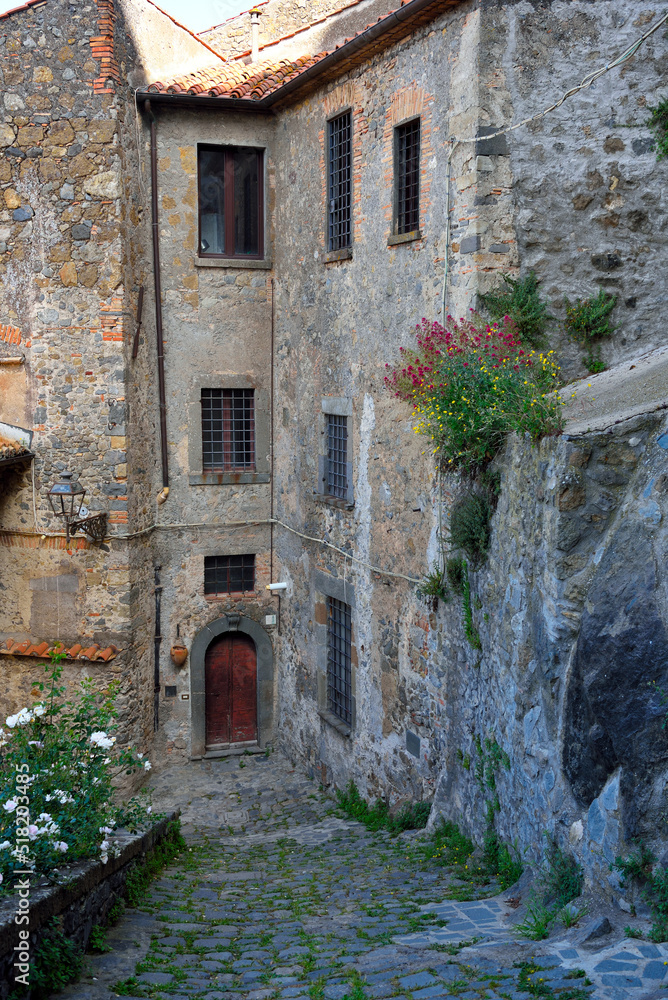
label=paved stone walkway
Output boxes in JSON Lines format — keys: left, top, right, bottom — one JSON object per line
{"left": 59, "top": 754, "right": 667, "bottom": 1000}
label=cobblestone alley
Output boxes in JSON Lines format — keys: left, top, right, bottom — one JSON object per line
{"left": 59, "top": 755, "right": 668, "bottom": 1000}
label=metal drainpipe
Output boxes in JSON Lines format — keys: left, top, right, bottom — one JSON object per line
{"left": 154, "top": 565, "right": 162, "bottom": 732}
{"left": 144, "top": 99, "right": 170, "bottom": 505}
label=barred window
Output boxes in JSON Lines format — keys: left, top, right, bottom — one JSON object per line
{"left": 395, "top": 118, "right": 420, "bottom": 235}
{"left": 201, "top": 388, "right": 255, "bottom": 472}
{"left": 328, "top": 112, "right": 352, "bottom": 251}
{"left": 326, "top": 414, "right": 348, "bottom": 499}
{"left": 327, "top": 596, "right": 352, "bottom": 725}
{"left": 198, "top": 145, "right": 264, "bottom": 259}
{"left": 204, "top": 554, "right": 255, "bottom": 595}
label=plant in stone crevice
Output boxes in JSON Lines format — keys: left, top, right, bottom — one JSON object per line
{"left": 479, "top": 271, "right": 553, "bottom": 348}
{"left": 517, "top": 837, "right": 584, "bottom": 940}
{"left": 446, "top": 556, "right": 481, "bottom": 649}
{"left": 647, "top": 96, "right": 668, "bottom": 160}
{"left": 564, "top": 288, "right": 618, "bottom": 374}
{"left": 612, "top": 842, "right": 668, "bottom": 942}
{"left": 416, "top": 564, "right": 450, "bottom": 604}
{"left": 385, "top": 313, "right": 563, "bottom": 475}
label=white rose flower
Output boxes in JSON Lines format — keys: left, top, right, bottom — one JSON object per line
{"left": 89, "top": 731, "right": 115, "bottom": 750}
{"left": 3, "top": 799, "right": 17, "bottom": 813}
{"left": 144, "top": 761, "right": 152, "bottom": 771}
{"left": 33, "top": 705, "right": 46, "bottom": 717}
{"left": 136, "top": 753, "right": 143, "bottom": 759}
{"left": 6, "top": 715, "right": 19, "bottom": 729}
{"left": 55, "top": 841, "right": 68, "bottom": 853}
{"left": 0, "top": 840, "right": 12, "bottom": 850}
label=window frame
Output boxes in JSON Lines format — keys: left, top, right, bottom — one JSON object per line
{"left": 393, "top": 116, "right": 421, "bottom": 239}
{"left": 318, "top": 397, "right": 353, "bottom": 507}
{"left": 188, "top": 375, "right": 270, "bottom": 486}
{"left": 201, "top": 387, "right": 256, "bottom": 474}
{"left": 204, "top": 553, "right": 256, "bottom": 597}
{"left": 314, "top": 569, "right": 356, "bottom": 737}
{"left": 197, "top": 144, "right": 265, "bottom": 261}
{"left": 326, "top": 109, "right": 353, "bottom": 253}
{"left": 326, "top": 596, "right": 352, "bottom": 726}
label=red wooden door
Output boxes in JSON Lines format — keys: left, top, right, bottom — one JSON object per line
{"left": 205, "top": 633, "right": 257, "bottom": 746}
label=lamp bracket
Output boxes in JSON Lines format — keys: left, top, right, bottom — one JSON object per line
{"left": 69, "top": 513, "right": 108, "bottom": 543}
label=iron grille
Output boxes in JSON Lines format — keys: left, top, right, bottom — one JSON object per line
{"left": 327, "top": 596, "right": 352, "bottom": 725}
{"left": 204, "top": 554, "right": 255, "bottom": 595}
{"left": 396, "top": 118, "right": 420, "bottom": 234}
{"left": 201, "top": 388, "right": 255, "bottom": 471}
{"left": 328, "top": 112, "right": 352, "bottom": 251}
{"left": 327, "top": 414, "right": 348, "bottom": 499}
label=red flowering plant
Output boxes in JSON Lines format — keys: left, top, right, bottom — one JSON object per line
{"left": 385, "top": 311, "right": 562, "bottom": 473}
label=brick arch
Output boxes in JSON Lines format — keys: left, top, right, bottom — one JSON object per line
{"left": 190, "top": 614, "right": 275, "bottom": 758}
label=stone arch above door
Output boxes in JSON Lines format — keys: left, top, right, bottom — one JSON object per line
{"left": 190, "top": 615, "right": 274, "bottom": 758}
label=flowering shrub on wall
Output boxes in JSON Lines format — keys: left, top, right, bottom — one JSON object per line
{"left": 385, "top": 313, "right": 562, "bottom": 473}
{"left": 0, "top": 653, "right": 152, "bottom": 887}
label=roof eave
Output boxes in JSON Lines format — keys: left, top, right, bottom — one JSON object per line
{"left": 139, "top": 0, "right": 458, "bottom": 112}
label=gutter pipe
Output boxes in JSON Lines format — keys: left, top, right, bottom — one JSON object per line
{"left": 138, "top": 0, "right": 450, "bottom": 113}
{"left": 144, "top": 99, "right": 170, "bottom": 504}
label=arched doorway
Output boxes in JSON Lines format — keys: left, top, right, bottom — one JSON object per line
{"left": 205, "top": 632, "right": 257, "bottom": 748}
{"left": 190, "top": 614, "right": 275, "bottom": 758}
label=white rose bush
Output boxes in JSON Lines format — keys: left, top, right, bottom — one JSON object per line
{"left": 0, "top": 652, "right": 154, "bottom": 887}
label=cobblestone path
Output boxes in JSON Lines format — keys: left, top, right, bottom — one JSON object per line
{"left": 60, "top": 754, "right": 665, "bottom": 1000}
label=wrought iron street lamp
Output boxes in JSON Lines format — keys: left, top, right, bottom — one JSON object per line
{"left": 47, "top": 472, "right": 107, "bottom": 543}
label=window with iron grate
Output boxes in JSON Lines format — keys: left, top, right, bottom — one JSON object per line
{"left": 204, "top": 554, "right": 255, "bottom": 595}
{"left": 395, "top": 118, "right": 420, "bottom": 235}
{"left": 326, "top": 413, "right": 348, "bottom": 499}
{"left": 201, "top": 388, "right": 255, "bottom": 472}
{"left": 327, "top": 596, "right": 352, "bottom": 725}
{"left": 198, "top": 145, "right": 264, "bottom": 259}
{"left": 328, "top": 111, "right": 352, "bottom": 251}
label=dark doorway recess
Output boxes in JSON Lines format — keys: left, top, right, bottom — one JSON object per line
{"left": 205, "top": 633, "right": 257, "bottom": 747}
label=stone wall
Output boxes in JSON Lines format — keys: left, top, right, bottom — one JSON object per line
{"left": 201, "top": 0, "right": 395, "bottom": 58}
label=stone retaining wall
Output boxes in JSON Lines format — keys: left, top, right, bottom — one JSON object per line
{"left": 0, "top": 811, "right": 178, "bottom": 996}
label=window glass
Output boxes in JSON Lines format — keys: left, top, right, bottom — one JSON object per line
{"left": 199, "top": 148, "right": 226, "bottom": 255}
{"left": 234, "top": 148, "right": 260, "bottom": 256}
{"left": 204, "top": 554, "right": 255, "bottom": 595}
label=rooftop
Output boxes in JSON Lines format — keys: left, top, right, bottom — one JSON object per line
{"left": 144, "top": 0, "right": 455, "bottom": 105}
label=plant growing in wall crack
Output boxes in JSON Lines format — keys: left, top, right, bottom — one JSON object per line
{"left": 647, "top": 96, "right": 668, "bottom": 160}
{"left": 479, "top": 271, "right": 553, "bottom": 348}
{"left": 385, "top": 313, "right": 562, "bottom": 475}
{"left": 564, "top": 288, "right": 618, "bottom": 374}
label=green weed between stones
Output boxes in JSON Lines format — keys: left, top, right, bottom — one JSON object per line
{"left": 125, "top": 819, "right": 187, "bottom": 906}
{"left": 479, "top": 271, "right": 553, "bottom": 349}
{"left": 564, "top": 288, "right": 617, "bottom": 374}
{"left": 87, "top": 923, "right": 112, "bottom": 954}
{"left": 449, "top": 492, "right": 494, "bottom": 568}
{"left": 517, "top": 839, "right": 584, "bottom": 940}
{"left": 335, "top": 781, "right": 431, "bottom": 835}
{"left": 648, "top": 96, "right": 668, "bottom": 160}
{"left": 515, "top": 960, "right": 591, "bottom": 998}
{"left": 417, "top": 564, "right": 450, "bottom": 603}
{"left": 612, "top": 842, "right": 668, "bottom": 941}
{"left": 446, "top": 556, "right": 481, "bottom": 649}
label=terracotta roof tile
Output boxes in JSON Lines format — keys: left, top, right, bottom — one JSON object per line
{"left": 0, "top": 0, "right": 47, "bottom": 21}
{"left": 146, "top": 0, "right": 452, "bottom": 103}
{"left": 0, "top": 638, "right": 121, "bottom": 662}
{"left": 0, "top": 433, "right": 32, "bottom": 463}
{"left": 147, "top": 53, "right": 325, "bottom": 99}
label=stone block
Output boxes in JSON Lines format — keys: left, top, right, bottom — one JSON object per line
{"left": 84, "top": 170, "right": 121, "bottom": 199}
{"left": 475, "top": 126, "right": 509, "bottom": 156}
{"left": 460, "top": 236, "right": 481, "bottom": 254}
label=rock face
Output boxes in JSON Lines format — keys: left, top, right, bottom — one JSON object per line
{"left": 564, "top": 523, "right": 668, "bottom": 840}
{"left": 428, "top": 413, "right": 668, "bottom": 894}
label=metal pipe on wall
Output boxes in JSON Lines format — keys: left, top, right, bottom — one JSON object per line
{"left": 154, "top": 565, "right": 162, "bottom": 732}
{"left": 144, "top": 100, "right": 169, "bottom": 503}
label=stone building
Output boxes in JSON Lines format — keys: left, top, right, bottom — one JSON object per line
{"left": 0, "top": 0, "right": 667, "bottom": 889}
